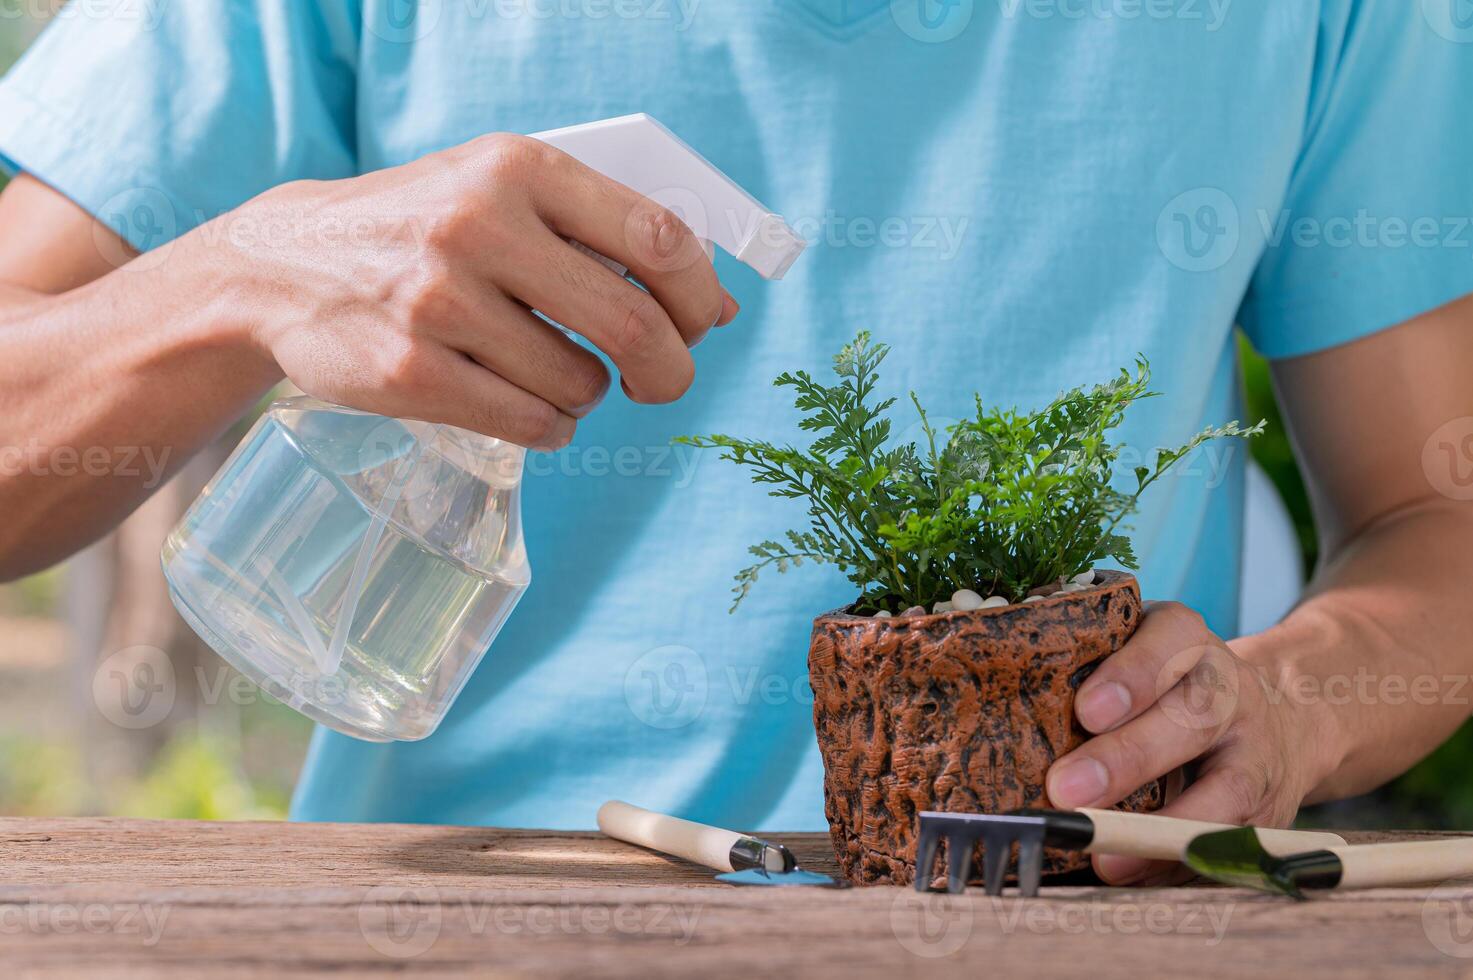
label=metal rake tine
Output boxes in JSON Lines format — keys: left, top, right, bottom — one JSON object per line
{"left": 982, "top": 827, "right": 1012, "bottom": 896}
{"left": 914, "top": 822, "right": 942, "bottom": 893}
{"left": 1016, "top": 831, "right": 1043, "bottom": 898}
{"left": 945, "top": 832, "right": 975, "bottom": 894}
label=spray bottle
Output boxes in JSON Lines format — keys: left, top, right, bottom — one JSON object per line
{"left": 161, "top": 115, "right": 806, "bottom": 741}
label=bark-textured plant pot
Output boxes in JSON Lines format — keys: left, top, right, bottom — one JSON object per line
{"left": 809, "top": 570, "right": 1164, "bottom": 886}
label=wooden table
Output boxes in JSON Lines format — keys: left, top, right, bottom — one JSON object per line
{"left": 1, "top": 818, "right": 1469, "bottom": 978}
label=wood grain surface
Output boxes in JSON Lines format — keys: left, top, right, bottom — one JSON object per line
{"left": 1, "top": 817, "right": 1470, "bottom": 979}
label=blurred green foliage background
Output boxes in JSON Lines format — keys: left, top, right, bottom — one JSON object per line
{"left": 0, "top": 9, "right": 1464, "bottom": 829}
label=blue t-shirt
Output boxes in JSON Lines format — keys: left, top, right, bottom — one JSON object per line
{"left": 2, "top": 1, "right": 1470, "bottom": 831}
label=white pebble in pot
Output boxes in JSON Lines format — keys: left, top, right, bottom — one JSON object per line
{"left": 873, "top": 610, "right": 892, "bottom": 619}
{"left": 981, "top": 596, "right": 1009, "bottom": 609}
{"left": 1023, "top": 595, "right": 1044, "bottom": 603}
{"left": 1072, "top": 569, "right": 1095, "bottom": 586}
{"left": 933, "top": 600, "right": 955, "bottom": 613}
{"left": 951, "top": 589, "right": 984, "bottom": 611}
{"left": 901, "top": 605, "right": 927, "bottom": 617}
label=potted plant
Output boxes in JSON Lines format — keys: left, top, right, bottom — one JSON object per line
{"left": 680, "top": 334, "right": 1261, "bottom": 886}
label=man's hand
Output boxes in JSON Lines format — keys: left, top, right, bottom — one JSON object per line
{"left": 0, "top": 133, "right": 736, "bottom": 577}
{"left": 1039, "top": 294, "right": 1473, "bottom": 886}
{"left": 233, "top": 133, "right": 736, "bottom": 450}
{"left": 1045, "top": 601, "right": 1328, "bottom": 885}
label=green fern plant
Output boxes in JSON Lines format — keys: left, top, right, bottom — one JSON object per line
{"left": 677, "top": 332, "right": 1262, "bottom": 614}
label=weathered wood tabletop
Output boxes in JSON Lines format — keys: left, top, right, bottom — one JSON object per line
{"left": 1, "top": 818, "right": 1470, "bottom": 978}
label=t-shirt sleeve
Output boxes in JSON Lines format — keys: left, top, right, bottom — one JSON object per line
{"left": 1238, "top": 0, "right": 1473, "bottom": 359}
{"left": 0, "top": 0, "right": 358, "bottom": 252}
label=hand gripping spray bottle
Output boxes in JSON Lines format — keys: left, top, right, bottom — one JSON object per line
{"left": 162, "top": 115, "right": 806, "bottom": 741}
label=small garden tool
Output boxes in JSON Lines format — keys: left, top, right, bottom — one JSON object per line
{"left": 1185, "top": 826, "right": 1473, "bottom": 899}
{"left": 598, "top": 801, "right": 845, "bottom": 887}
{"left": 915, "top": 808, "right": 1347, "bottom": 897}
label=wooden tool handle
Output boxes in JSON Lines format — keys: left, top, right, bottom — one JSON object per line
{"left": 1331, "top": 839, "right": 1473, "bottom": 890}
{"left": 1077, "top": 808, "right": 1348, "bottom": 860}
{"left": 597, "top": 800, "right": 746, "bottom": 873}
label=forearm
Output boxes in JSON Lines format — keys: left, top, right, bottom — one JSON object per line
{"left": 1231, "top": 496, "right": 1473, "bottom": 803}
{"left": 0, "top": 244, "right": 281, "bottom": 579}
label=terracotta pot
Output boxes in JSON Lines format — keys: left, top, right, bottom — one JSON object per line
{"left": 808, "top": 570, "right": 1164, "bottom": 886}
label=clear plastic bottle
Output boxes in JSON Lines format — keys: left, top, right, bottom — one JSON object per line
{"left": 163, "top": 114, "right": 805, "bottom": 741}
{"left": 163, "top": 402, "right": 529, "bottom": 741}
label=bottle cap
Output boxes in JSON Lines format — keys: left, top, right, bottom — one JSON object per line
{"left": 534, "top": 113, "right": 807, "bottom": 281}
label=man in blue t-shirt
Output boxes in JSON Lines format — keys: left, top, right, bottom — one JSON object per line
{"left": 1, "top": 1, "right": 1471, "bottom": 884}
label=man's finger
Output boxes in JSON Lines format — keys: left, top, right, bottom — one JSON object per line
{"left": 1074, "top": 601, "right": 1217, "bottom": 733}
{"left": 1092, "top": 752, "right": 1289, "bottom": 885}
{"left": 385, "top": 346, "right": 578, "bottom": 451}
{"left": 527, "top": 146, "right": 728, "bottom": 347}
{"left": 1047, "top": 654, "right": 1241, "bottom": 810}
{"left": 497, "top": 225, "right": 695, "bottom": 404}
{"left": 445, "top": 294, "right": 611, "bottom": 418}
{"left": 1092, "top": 853, "right": 1195, "bottom": 887}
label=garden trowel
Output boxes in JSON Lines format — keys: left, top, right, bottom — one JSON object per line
{"left": 598, "top": 801, "right": 846, "bottom": 887}
{"left": 1185, "top": 826, "right": 1473, "bottom": 899}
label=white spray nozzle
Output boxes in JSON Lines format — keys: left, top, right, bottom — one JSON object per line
{"left": 532, "top": 114, "right": 806, "bottom": 281}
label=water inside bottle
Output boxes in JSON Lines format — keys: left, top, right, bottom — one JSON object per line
{"left": 162, "top": 400, "right": 530, "bottom": 741}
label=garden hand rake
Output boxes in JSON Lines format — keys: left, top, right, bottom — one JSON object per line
{"left": 915, "top": 808, "right": 1347, "bottom": 897}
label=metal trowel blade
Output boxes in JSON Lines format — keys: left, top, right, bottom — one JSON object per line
{"left": 1185, "top": 827, "right": 1321, "bottom": 899}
